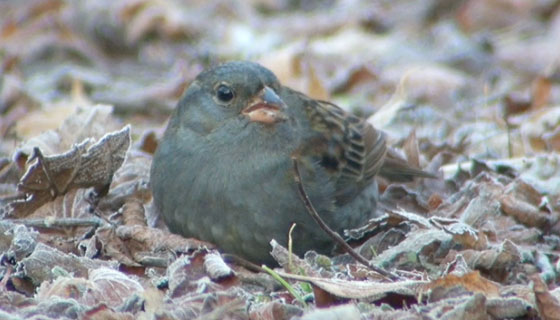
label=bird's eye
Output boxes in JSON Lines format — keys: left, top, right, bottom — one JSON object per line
{"left": 215, "top": 84, "right": 234, "bottom": 103}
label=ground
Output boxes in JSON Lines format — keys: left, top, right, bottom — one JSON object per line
{"left": 1, "top": 0, "right": 560, "bottom": 319}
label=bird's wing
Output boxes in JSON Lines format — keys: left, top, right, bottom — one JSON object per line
{"left": 294, "top": 91, "right": 387, "bottom": 204}
{"left": 379, "top": 147, "right": 438, "bottom": 181}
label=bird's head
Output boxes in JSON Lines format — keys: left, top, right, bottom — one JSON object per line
{"left": 174, "top": 61, "right": 289, "bottom": 135}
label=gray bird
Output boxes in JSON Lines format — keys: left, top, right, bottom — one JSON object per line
{"left": 151, "top": 61, "right": 431, "bottom": 264}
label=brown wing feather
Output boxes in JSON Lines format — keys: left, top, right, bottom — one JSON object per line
{"left": 294, "top": 91, "right": 387, "bottom": 204}
{"left": 379, "top": 147, "right": 437, "bottom": 181}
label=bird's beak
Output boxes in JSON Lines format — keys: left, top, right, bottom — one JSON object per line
{"left": 242, "top": 86, "right": 288, "bottom": 124}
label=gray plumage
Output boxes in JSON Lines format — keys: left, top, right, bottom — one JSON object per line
{"left": 151, "top": 61, "right": 428, "bottom": 264}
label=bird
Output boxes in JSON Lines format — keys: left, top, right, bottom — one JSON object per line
{"left": 150, "top": 61, "right": 433, "bottom": 264}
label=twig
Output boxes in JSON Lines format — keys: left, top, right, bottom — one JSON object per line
{"left": 291, "top": 157, "right": 400, "bottom": 281}
{"left": 222, "top": 254, "right": 264, "bottom": 273}
{"left": 7, "top": 217, "right": 106, "bottom": 229}
{"left": 288, "top": 222, "right": 296, "bottom": 271}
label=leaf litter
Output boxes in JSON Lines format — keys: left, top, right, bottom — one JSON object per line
{"left": 1, "top": 0, "right": 560, "bottom": 319}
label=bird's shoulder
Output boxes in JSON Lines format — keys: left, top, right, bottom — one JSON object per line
{"left": 284, "top": 87, "right": 387, "bottom": 204}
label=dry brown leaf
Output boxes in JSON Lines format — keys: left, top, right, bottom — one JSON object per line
{"left": 447, "top": 224, "right": 487, "bottom": 250}
{"left": 487, "top": 296, "right": 536, "bottom": 319}
{"left": 428, "top": 271, "right": 500, "bottom": 299}
{"left": 18, "top": 190, "right": 94, "bottom": 250}
{"left": 10, "top": 126, "right": 130, "bottom": 217}
{"left": 348, "top": 208, "right": 487, "bottom": 270}
{"left": 379, "top": 184, "right": 433, "bottom": 213}
{"left": 166, "top": 254, "right": 203, "bottom": 298}
{"left": 504, "top": 178, "right": 544, "bottom": 208}
{"left": 117, "top": 224, "right": 213, "bottom": 254}
{"left": 531, "top": 274, "right": 560, "bottom": 320}
{"left": 499, "top": 195, "right": 553, "bottom": 230}
{"left": 430, "top": 217, "right": 487, "bottom": 250}
{"left": 531, "top": 76, "right": 552, "bottom": 110}
{"left": 13, "top": 242, "right": 117, "bottom": 287}
{"left": 91, "top": 226, "right": 139, "bottom": 267}
{"left": 203, "top": 252, "right": 234, "bottom": 281}
{"left": 249, "top": 301, "right": 303, "bottom": 320}
{"left": 276, "top": 271, "right": 428, "bottom": 301}
{"left": 374, "top": 229, "right": 453, "bottom": 271}
{"left": 427, "top": 293, "right": 488, "bottom": 320}
{"left": 36, "top": 267, "right": 143, "bottom": 308}
{"left": 165, "top": 249, "right": 240, "bottom": 304}
{"left": 98, "top": 150, "right": 152, "bottom": 223}
{"left": 121, "top": 197, "right": 147, "bottom": 226}
{"left": 356, "top": 226, "right": 407, "bottom": 261}
{"left": 312, "top": 285, "right": 339, "bottom": 308}
{"left": 346, "top": 211, "right": 394, "bottom": 235}
{"left": 355, "top": 208, "right": 484, "bottom": 250}
{"left": 92, "top": 225, "right": 212, "bottom": 267}
{"left": 1, "top": 0, "right": 559, "bottom": 319}
{"left": 444, "top": 240, "right": 522, "bottom": 283}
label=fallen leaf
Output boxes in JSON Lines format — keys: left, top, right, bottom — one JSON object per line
{"left": 276, "top": 271, "right": 428, "bottom": 302}
{"left": 36, "top": 267, "right": 143, "bottom": 308}
{"left": 427, "top": 271, "right": 500, "bottom": 299}
{"left": 10, "top": 126, "right": 130, "bottom": 217}
{"left": 531, "top": 274, "right": 560, "bottom": 320}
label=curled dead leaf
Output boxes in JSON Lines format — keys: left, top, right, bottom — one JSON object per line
{"left": 500, "top": 195, "right": 553, "bottom": 230}
{"left": 531, "top": 274, "right": 560, "bottom": 320}
{"left": 275, "top": 271, "right": 428, "bottom": 304}
{"left": 427, "top": 271, "right": 500, "bottom": 299}
{"left": 36, "top": 267, "right": 143, "bottom": 308}
{"left": 203, "top": 252, "right": 234, "bottom": 281}
{"left": 10, "top": 126, "right": 131, "bottom": 217}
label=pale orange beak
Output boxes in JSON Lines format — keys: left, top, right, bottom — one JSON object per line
{"left": 242, "top": 86, "right": 287, "bottom": 124}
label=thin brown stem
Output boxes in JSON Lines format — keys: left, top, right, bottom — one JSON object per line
{"left": 291, "top": 156, "right": 400, "bottom": 281}
{"left": 8, "top": 217, "right": 106, "bottom": 229}
{"left": 222, "top": 254, "right": 265, "bottom": 273}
